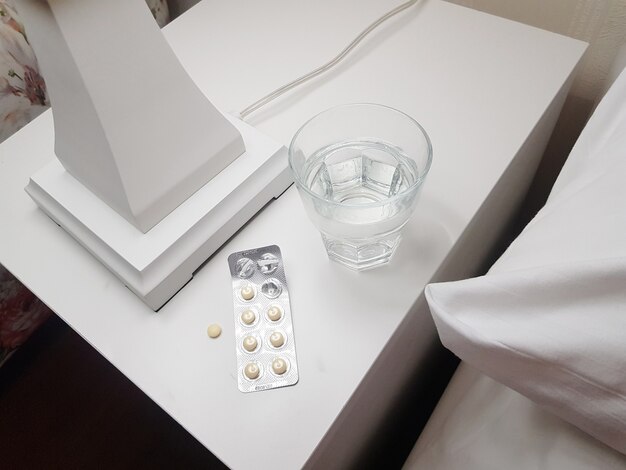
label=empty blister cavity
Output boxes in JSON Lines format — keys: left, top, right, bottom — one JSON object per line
{"left": 261, "top": 279, "right": 282, "bottom": 299}
{"left": 235, "top": 257, "right": 256, "bottom": 278}
{"left": 258, "top": 253, "right": 280, "bottom": 274}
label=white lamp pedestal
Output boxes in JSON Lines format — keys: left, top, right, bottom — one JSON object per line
{"left": 18, "top": 0, "right": 292, "bottom": 309}
{"left": 26, "top": 116, "right": 291, "bottom": 310}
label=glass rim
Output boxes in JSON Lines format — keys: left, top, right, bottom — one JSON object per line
{"left": 288, "top": 103, "right": 433, "bottom": 208}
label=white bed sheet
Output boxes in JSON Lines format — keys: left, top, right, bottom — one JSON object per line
{"left": 403, "top": 364, "right": 626, "bottom": 470}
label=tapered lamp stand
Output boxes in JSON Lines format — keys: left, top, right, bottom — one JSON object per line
{"left": 20, "top": 0, "right": 291, "bottom": 310}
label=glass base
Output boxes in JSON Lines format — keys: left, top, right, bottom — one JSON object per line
{"left": 322, "top": 233, "right": 402, "bottom": 270}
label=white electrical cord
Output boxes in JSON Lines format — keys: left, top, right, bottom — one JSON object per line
{"left": 238, "top": 0, "right": 420, "bottom": 120}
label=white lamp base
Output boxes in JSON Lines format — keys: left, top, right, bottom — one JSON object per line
{"left": 25, "top": 117, "right": 292, "bottom": 310}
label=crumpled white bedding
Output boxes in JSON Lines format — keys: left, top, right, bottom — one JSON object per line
{"left": 423, "top": 67, "right": 626, "bottom": 454}
{"left": 403, "top": 363, "right": 626, "bottom": 470}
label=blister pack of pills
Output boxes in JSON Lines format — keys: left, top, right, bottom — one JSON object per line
{"left": 227, "top": 245, "right": 299, "bottom": 393}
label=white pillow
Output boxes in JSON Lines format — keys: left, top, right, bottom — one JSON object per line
{"left": 426, "top": 68, "right": 626, "bottom": 455}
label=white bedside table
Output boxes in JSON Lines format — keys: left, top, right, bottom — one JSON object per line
{"left": 0, "top": 1, "right": 585, "bottom": 468}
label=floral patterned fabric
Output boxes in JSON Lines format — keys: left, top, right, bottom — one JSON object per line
{"left": 0, "top": 0, "right": 170, "bottom": 366}
{"left": 0, "top": 1, "right": 48, "bottom": 142}
{"left": 0, "top": 268, "right": 50, "bottom": 366}
{"left": 0, "top": 0, "right": 170, "bottom": 142}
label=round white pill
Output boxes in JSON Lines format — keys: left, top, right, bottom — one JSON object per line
{"left": 240, "top": 285, "right": 255, "bottom": 301}
{"left": 269, "top": 331, "right": 285, "bottom": 348}
{"left": 206, "top": 324, "right": 222, "bottom": 338}
{"left": 272, "top": 357, "right": 288, "bottom": 375}
{"left": 240, "top": 309, "right": 256, "bottom": 325}
{"left": 243, "top": 335, "right": 258, "bottom": 352}
{"left": 244, "top": 362, "right": 260, "bottom": 380}
{"left": 266, "top": 306, "right": 283, "bottom": 322}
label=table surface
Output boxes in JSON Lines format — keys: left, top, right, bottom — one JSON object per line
{"left": 0, "top": 1, "right": 586, "bottom": 468}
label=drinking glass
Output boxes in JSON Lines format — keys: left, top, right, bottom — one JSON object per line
{"left": 288, "top": 103, "right": 432, "bottom": 270}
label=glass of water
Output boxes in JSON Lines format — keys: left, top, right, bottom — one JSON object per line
{"left": 288, "top": 103, "right": 432, "bottom": 270}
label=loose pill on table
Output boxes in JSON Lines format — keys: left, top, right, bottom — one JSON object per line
{"left": 243, "top": 335, "right": 258, "bottom": 352}
{"left": 272, "top": 357, "right": 288, "bottom": 375}
{"left": 244, "top": 362, "right": 260, "bottom": 380}
{"left": 266, "top": 306, "right": 283, "bottom": 322}
{"left": 240, "top": 309, "right": 256, "bottom": 325}
{"left": 269, "top": 331, "right": 285, "bottom": 348}
{"left": 207, "top": 324, "right": 222, "bottom": 338}
{"left": 240, "top": 285, "right": 255, "bottom": 301}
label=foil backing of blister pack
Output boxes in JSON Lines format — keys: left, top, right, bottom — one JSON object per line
{"left": 227, "top": 245, "right": 299, "bottom": 393}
